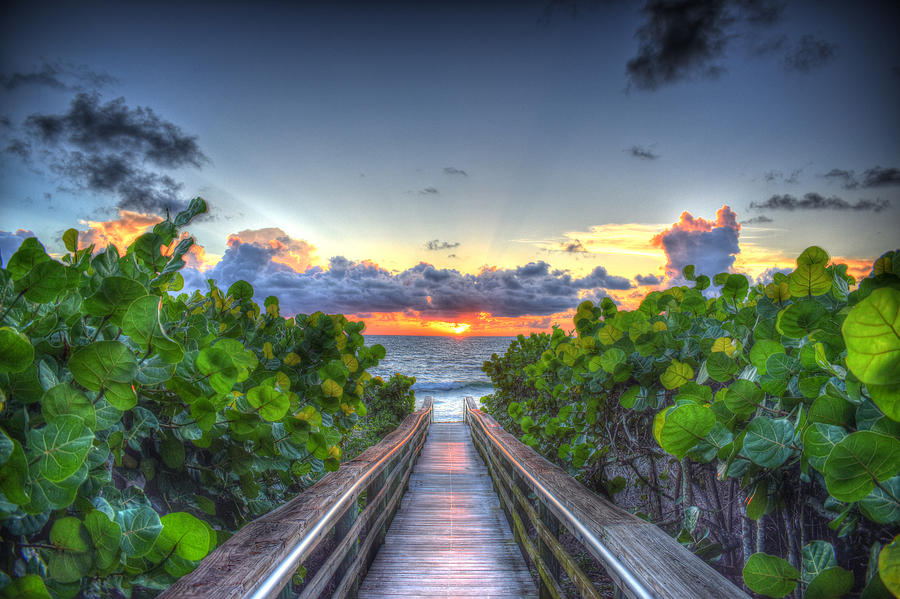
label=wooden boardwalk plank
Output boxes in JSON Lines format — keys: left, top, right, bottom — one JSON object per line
{"left": 358, "top": 422, "right": 537, "bottom": 599}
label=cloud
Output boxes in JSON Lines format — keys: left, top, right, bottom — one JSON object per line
{"left": 763, "top": 167, "right": 801, "bottom": 184}
{"left": 651, "top": 205, "right": 742, "bottom": 278}
{"left": 635, "top": 273, "right": 663, "bottom": 285}
{"left": 4, "top": 139, "right": 31, "bottom": 160}
{"left": 0, "top": 61, "right": 117, "bottom": 92}
{"left": 0, "top": 230, "right": 35, "bottom": 265}
{"left": 443, "top": 167, "right": 467, "bottom": 176}
{"left": 425, "top": 239, "right": 460, "bottom": 251}
{"left": 626, "top": 0, "right": 732, "bottom": 91}
{"left": 822, "top": 166, "right": 900, "bottom": 189}
{"left": 226, "top": 228, "right": 317, "bottom": 273}
{"left": 860, "top": 166, "right": 900, "bottom": 188}
{"left": 783, "top": 35, "right": 837, "bottom": 72}
{"left": 78, "top": 210, "right": 161, "bottom": 249}
{"left": 185, "top": 233, "right": 634, "bottom": 319}
{"left": 750, "top": 193, "right": 890, "bottom": 212}
{"left": 742, "top": 215, "right": 773, "bottom": 224}
{"left": 753, "top": 266, "right": 792, "bottom": 285}
{"left": 12, "top": 92, "right": 206, "bottom": 216}
{"left": 0, "top": 116, "right": 11, "bottom": 128}
{"left": 418, "top": 187, "right": 439, "bottom": 195}
{"left": 627, "top": 145, "right": 659, "bottom": 160}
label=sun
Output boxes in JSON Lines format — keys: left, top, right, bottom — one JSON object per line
{"left": 426, "top": 320, "right": 472, "bottom": 335}
{"left": 453, "top": 323, "right": 471, "bottom": 334}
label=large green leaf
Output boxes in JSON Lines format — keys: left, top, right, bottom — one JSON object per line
{"left": 743, "top": 552, "right": 800, "bottom": 597}
{"left": 723, "top": 380, "right": 764, "bottom": 416}
{"left": 196, "top": 347, "right": 238, "bottom": 394}
{"left": 776, "top": 299, "right": 827, "bottom": 338}
{"left": 802, "top": 423, "right": 847, "bottom": 471}
{"left": 41, "top": 384, "right": 96, "bottom": 428}
{"left": 0, "top": 326, "right": 34, "bottom": 373}
{"left": 749, "top": 339, "right": 785, "bottom": 375}
{"left": 658, "top": 404, "right": 715, "bottom": 459}
{"left": 122, "top": 295, "right": 184, "bottom": 363}
{"left": 859, "top": 476, "right": 900, "bottom": 524}
{"left": 660, "top": 360, "right": 694, "bottom": 389}
{"left": 69, "top": 340, "right": 138, "bottom": 392}
{"left": 742, "top": 418, "right": 794, "bottom": 468}
{"left": 0, "top": 438, "right": 30, "bottom": 505}
{"left": 805, "top": 567, "right": 854, "bottom": 599}
{"left": 247, "top": 385, "right": 290, "bottom": 421}
{"left": 14, "top": 260, "right": 67, "bottom": 303}
{"left": 47, "top": 517, "right": 92, "bottom": 583}
{"left": 1, "top": 574, "right": 52, "bottom": 599}
{"left": 824, "top": 431, "right": 900, "bottom": 502}
{"left": 842, "top": 287, "right": 900, "bottom": 386}
{"left": 801, "top": 541, "right": 837, "bottom": 583}
{"left": 82, "top": 276, "right": 147, "bottom": 324}
{"left": 26, "top": 415, "right": 94, "bottom": 482}
{"left": 789, "top": 262, "right": 832, "bottom": 297}
{"left": 156, "top": 512, "right": 211, "bottom": 561}
{"left": 116, "top": 507, "right": 163, "bottom": 557}
{"left": 5, "top": 237, "right": 50, "bottom": 280}
{"left": 721, "top": 274, "right": 749, "bottom": 304}
{"left": 174, "top": 197, "right": 208, "bottom": 227}
{"left": 84, "top": 510, "right": 122, "bottom": 571}
{"left": 879, "top": 535, "right": 900, "bottom": 597}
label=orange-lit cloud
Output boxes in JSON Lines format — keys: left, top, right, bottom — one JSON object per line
{"left": 226, "top": 227, "right": 318, "bottom": 272}
{"left": 79, "top": 210, "right": 162, "bottom": 250}
{"left": 650, "top": 205, "right": 740, "bottom": 247}
{"left": 78, "top": 209, "right": 216, "bottom": 268}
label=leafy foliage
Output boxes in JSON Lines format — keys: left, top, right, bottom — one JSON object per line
{"left": 0, "top": 201, "right": 398, "bottom": 597}
{"left": 482, "top": 246, "right": 900, "bottom": 596}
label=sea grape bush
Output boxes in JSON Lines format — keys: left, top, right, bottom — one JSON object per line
{"left": 0, "top": 198, "right": 406, "bottom": 598}
{"left": 481, "top": 246, "right": 900, "bottom": 598}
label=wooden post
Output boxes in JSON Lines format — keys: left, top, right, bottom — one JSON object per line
{"left": 335, "top": 500, "right": 359, "bottom": 598}
{"left": 538, "top": 500, "right": 561, "bottom": 599}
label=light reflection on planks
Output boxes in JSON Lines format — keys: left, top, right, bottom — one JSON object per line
{"left": 358, "top": 422, "right": 537, "bottom": 599}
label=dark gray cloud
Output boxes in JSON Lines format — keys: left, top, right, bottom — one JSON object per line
{"left": 750, "top": 192, "right": 890, "bottom": 212}
{"left": 742, "top": 215, "right": 773, "bottom": 224}
{"left": 185, "top": 241, "right": 632, "bottom": 318}
{"left": 783, "top": 35, "right": 837, "bottom": 72}
{"left": 418, "top": 187, "right": 439, "bottom": 195}
{"left": 763, "top": 167, "right": 801, "bottom": 184}
{"left": 626, "top": 0, "right": 732, "bottom": 91}
{"left": 443, "top": 167, "right": 467, "bottom": 176}
{"left": 425, "top": 239, "right": 460, "bottom": 251}
{"left": 635, "top": 273, "right": 663, "bottom": 285}
{"left": 10, "top": 93, "right": 206, "bottom": 215}
{"left": 562, "top": 239, "right": 588, "bottom": 253}
{"left": 822, "top": 166, "right": 900, "bottom": 189}
{"left": 4, "top": 139, "right": 31, "bottom": 160}
{"left": 0, "top": 61, "right": 117, "bottom": 92}
{"left": 0, "top": 116, "right": 11, "bottom": 128}
{"left": 652, "top": 206, "right": 742, "bottom": 278}
{"left": 0, "top": 230, "right": 35, "bottom": 266}
{"left": 627, "top": 145, "right": 659, "bottom": 160}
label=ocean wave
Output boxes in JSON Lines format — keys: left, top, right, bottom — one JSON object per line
{"left": 412, "top": 380, "right": 494, "bottom": 393}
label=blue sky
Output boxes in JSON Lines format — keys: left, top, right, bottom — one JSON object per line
{"left": 2, "top": 0, "right": 898, "bottom": 333}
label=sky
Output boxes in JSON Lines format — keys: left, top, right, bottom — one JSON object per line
{"left": 1, "top": 0, "right": 899, "bottom": 335}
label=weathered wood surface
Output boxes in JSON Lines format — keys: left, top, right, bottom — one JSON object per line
{"left": 358, "top": 422, "right": 537, "bottom": 598}
{"left": 159, "top": 399, "right": 432, "bottom": 599}
{"left": 465, "top": 397, "right": 750, "bottom": 599}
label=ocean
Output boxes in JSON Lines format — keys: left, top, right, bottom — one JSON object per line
{"left": 365, "top": 335, "right": 516, "bottom": 421}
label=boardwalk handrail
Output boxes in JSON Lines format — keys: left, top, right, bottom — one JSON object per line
{"left": 465, "top": 397, "right": 750, "bottom": 599}
{"left": 161, "top": 397, "right": 433, "bottom": 599}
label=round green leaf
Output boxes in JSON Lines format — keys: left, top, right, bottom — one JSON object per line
{"left": 723, "top": 380, "right": 764, "bottom": 416}
{"left": 82, "top": 276, "right": 148, "bottom": 323}
{"left": 658, "top": 404, "right": 715, "bottom": 459}
{"left": 742, "top": 417, "right": 795, "bottom": 468}
{"left": 824, "top": 431, "right": 900, "bottom": 502}
{"left": 843, "top": 287, "right": 900, "bottom": 386}
{"left": 157, "top": 512, "right": 211, "bottom": 561}
{"left": 2, "top": 574, "right": 52, "bottom": 599}
{"left": 880, "top": 535, "right": 900, "bottom": 596}
{"left": 196, "top": 347, "right": 238, "bottom": 394}
{"left": 805, "top": 566, "right": 854, "bottom": 599}
{"left": 116, "top": 506, "right": 163, "bottom": 557}
{"left": 41, "top": 384, "right": 95, "bottom": 428}
{"left": 48, "top": 516, "right": 93, "bottom": 583}
{"left": 322, "top": 378, "right": 343, "bottom": 398}
{"left": 247, "top": 385, "right": 290, "bottom": 421}
{"left": 0, "top": 327, "right": 33, "bottom": 373}
{"left": 776, "top": 300, "right": 828, "bottom": 339}
{"left": 801, "top": 540, "right": 837, "bottom": 583}
{"left": 789, "top": 262, "right": 832, "bottom": 297}
{"left": 227, "top": 280, "right": 254, "bottom": 301}
{"left": 802, "top": 423, "right": 847, "bottom": 471}
{"left": 706, "top": 351, "right": 737, "bottom": 383}
{"left": 0, "top": 438, "right": 30, "bottom": 505}
{"left": 14, "top": 260, "right": 67, "bottom": 303}
{"left": 84, "top": 510, "right": 122, "bottom": 571}
{"left": 749, "top": 340, "right": 785, "bottom": 375}
{"left": 62, "top": 228, "right": 78, "bottom": 252}
{"left": 721, "top": 274, "right": 749, "bottom": 304}
{"left": 69, "top": 340, "right": 138, "bottom": 392}
{"left": 859, "top": 476, "right": 900, "bottom": 524}
{"left": 122, "top": 295, "right": 184, "bottom": 363}
{"left": 599, "top": 348, "right": 626, "bottom": 374}
{"left": 661, "top": 360, "right": 694, "bottom": 390}
{"left": 26, "top": 415, "right": 94, "bottom": 482}
{"left": 743, "top": 552, "right": 800, "bottom": 598}
{"left": 6, "top": 236, "right": 50, "bottom": 280}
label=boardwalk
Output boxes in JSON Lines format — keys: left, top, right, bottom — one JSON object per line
{"left": 358, "top": 422, "right": 537, "bottom": 598}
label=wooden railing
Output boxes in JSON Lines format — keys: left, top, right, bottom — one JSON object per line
{"left": 465, "top": 397, "right": 750, "bottom": 599}
{"left": 161, "top": 397, "right": 433, "bottom": 599}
